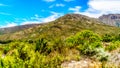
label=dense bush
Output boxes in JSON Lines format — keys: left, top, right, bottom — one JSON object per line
{"left": 66, "top": 30, "right": 101, "bottom": 46}
{"left": 66, "top": 30, "right": 102, "bottom": 56}
{"left": 0, "top": 41, "right": 64, "bottom": 68}
{"left": 0, "top": 30, "right": 119, "bottom": 67}
{"left": 102, "top": 34, "right": 114, "bottom": 42}
{"left": 35, "top": 38, "right": 52, "bottom": 55}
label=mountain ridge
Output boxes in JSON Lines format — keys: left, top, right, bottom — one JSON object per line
{"left": 0, "top": 13, "right": 118, "bottom": 35}
{"left": 0, "top": 13, "right": 120, "bottom": 41}
{"left": 0, "top": 23, "right": 44, "bottom": 34}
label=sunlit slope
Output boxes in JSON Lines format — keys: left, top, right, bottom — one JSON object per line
{"left": 0, "top": 14, "right": 120, "bottom": 40}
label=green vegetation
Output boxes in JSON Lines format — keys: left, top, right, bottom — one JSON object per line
{"left": 0, "top": 14, "right": 120, "bottom": 67}
{"left": 0, "top": 30, "right": 119, "bottom": 67}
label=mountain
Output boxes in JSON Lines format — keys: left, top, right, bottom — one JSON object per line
{"left": 0, "top": 24, "right": 41, "bottom": 34}
{"left": 99, "top": 14, "right": 120, "bottom": 27}
{"left": 0, "top": 14, "right": 120, "bottom": 41}
{"left": 0, "top": 14, "right": 120, "bottom": 68}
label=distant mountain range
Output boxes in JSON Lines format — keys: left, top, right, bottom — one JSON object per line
{"left": 0, "top": 24, "right": 43, "bottom": 34}
{"left": 99, "top": 14, "right": 120, "bottom": 27}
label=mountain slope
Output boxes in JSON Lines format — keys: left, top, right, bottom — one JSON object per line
{"left": 0, "top": 14, "right": 120, "bottom": 68}
{"left": 0, "top": 24, "right": 40, "bottom": 34}
{"left": 0, "top": 14, "right": 120, "bottom": 40}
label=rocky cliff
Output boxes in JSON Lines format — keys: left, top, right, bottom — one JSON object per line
{"left": 99, "top": 14, "right": 120, "bottom": 27}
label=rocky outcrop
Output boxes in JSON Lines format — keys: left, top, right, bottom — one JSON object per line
{"left": 61, "top": 59, "right": 102, "bottom": 68}
{"left": 99, "top": 14, "right": 120, "bottom": 27}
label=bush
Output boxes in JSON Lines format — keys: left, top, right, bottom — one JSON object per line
{"left": 114, "top": 34, "right": 120, "bottom": 41}
{"left": 105, "top": 41, "right": 120, "bottom": 51}
{"left": 94, "top": 48, "right": 110, "bottom": 62}
{"left": 35, "top": 38, "right": 51, "bottom": 55}
{"left": 66, "top": 30, "right": 102, "bottom": 56}
{"left": 66, "top": 30, "right": 101, "bottom": 46}
{"left": 102, "top": 34, "right": 114, "bottom": 42}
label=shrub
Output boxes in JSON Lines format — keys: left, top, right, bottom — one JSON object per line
{"left": 105, "top": 41, "right": 120, "bottom": 51}
{"left": 35, "top": 38, "right": 51, "bottom": 55}
{"left": 66, "top": 30, "right": 101, "bottom": 46}
{"left": 94, "top": 48, "right": 110, "bottom": 62}
{"left": 66, "top": 30, "right": 102, "bottom": 56}
{"left": 102, "top": 34, "right": 114, "bottom": 42}
{"left": 114, "top": 34, "right": 120, "bottom": 41}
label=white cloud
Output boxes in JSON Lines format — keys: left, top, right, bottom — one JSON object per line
{"left": 88, "top": 0, "right": 120, "bottom": 11}
{"left": 85, "top": 0, "right": 120, "bottom": 17}
{"left": 43, "top": 0, "right": 55, "bottom": 2}
{"left": 21, "top": 14, "right": 42, "bottom": 25}
{"left": 21, "top": 21, "right": 40, "bottom": 25}
{"left": 0, "top": 22, "right": 17, "bottom": 28}
{"left": 49, "top": 3, "right": 65, "bottom": 8}
{"left": 41, "top": 12, "right": 63, "bottom": 22}
{"left": 21, "top": 12, "right": 63, "bottom": 25}
{"left": 64, "top": 0, "right": 74, "bottom": 2}
{"left": 69, "top": 0, "right": 120, "bottom": 18}
{"left": 0, "top": 12, "right": 63, "bottom": 28}
{"left": 56, "top": 4, "right": 65, "bottom": 7}
{"left": 69, "top": 6, "right": 81, "bottom": 13}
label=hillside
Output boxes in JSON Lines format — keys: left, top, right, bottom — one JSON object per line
{"left": 0, "top": 14, "right": 120, "bottom": 68}
{"left": 0, "top": 24, "right": 40, "bottom": 34}
{"left": 0, "top": 14, "right": 120, "bottom": 40}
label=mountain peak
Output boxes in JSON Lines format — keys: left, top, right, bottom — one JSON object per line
{"left": 55, "top": 13, "right": 101, "bottom": 25}
{"left": 58, "top": 14, "right": 90, "bottom": 21}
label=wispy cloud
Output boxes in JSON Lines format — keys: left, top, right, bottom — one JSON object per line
{"left": 21, "top": 12, "right": 63, "bottom": 25}
{"left": 0, "top": 22, "right": 18, "bottom": 28}
{"left": 43, "top": 0, "right": 55, "bottom": 2}
{"left": 21, "top": 21, "right": 40, "bottom": 25}
{"left": 69, "top": 6, "right": 81, "bottom": 13}
{"left": 0, "top": 3, "right": 8, "bottom": 6}
{"left": 0, "top": 11, "right": 63, "bottom": 27}
{"left": 41, "top": 11, "right": 63, "bottom": 22}
{"left": 0, "top": 12, "right": 11, "bottom": 15}
{"left": 56, "top": 4, "right": 65, "bottom": 7}
{"left": 49, "top": 5, "right": 54, "bottom": 8}
{"left": 64, "top": 0, "right": 74, "bottom": 2}
{"left": 49, "top": 3, "right": 65, "bottom": 8}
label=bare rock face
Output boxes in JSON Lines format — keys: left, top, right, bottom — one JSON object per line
{"left": 99, "top": 14, "right": 120, "bottom": 27}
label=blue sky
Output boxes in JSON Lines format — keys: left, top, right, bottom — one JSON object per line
{"left": 0, "top": 0, "right": 120, "bottom": 28}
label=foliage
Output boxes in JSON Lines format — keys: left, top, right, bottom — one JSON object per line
{"left": 0, "top": 30, "right": 119, "bottom": 67}
{"left": 35, "top": 38, "right": 52, "bottom": 55}
{"left": 66, "top": 30, "right": 102, "bottom": 56}
{"left": 105, "top": 41, "right": 120, "bottom": 51}
{"left": 0, "top": 14, "right": 120, "bottom": 67}
{"left": 102, "top": 34, "right": 114, "bottom": 42}
{"left": 94, "top": 48, "right": 110, "bottom": 62}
